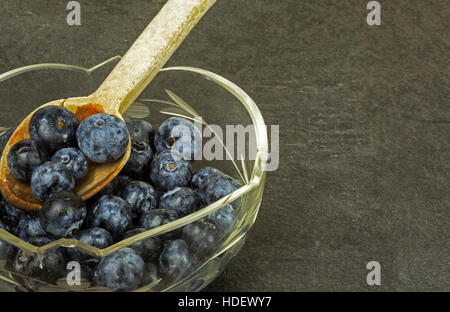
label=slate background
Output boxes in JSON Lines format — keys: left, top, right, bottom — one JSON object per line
{"left": 0, "top": 0, "right": 448, "bottom": 291}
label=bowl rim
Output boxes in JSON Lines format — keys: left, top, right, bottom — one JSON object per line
{"left": 0, "top": 59, "right": 268, "bottom": 257}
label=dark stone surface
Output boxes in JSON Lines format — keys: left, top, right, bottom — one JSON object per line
{"left": 0, "top": 0, "right": 448, "bottom": 291}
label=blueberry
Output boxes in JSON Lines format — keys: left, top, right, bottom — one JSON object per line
{"left": 39, "top": 191, "right": 86, "bottom": 238}
{"left": 122, "top": 228, "right": 162, "bottom": 261}
{"left": 159, "top": 187, "right": 200, "bottom": 218}
{"left": 122, "top": 141, "right": 153, "bottom": 178}
{"left": 30, "top": 161, "right": 75, "bottom": 202}
{"left": 27, "top": 235, "right": 54, "bottom": 247}
{"left": 187, "top": 275, "right": 205, "bottom": 291}
{"left": 182, "top": 220, "right": 218, "bottom": 258}
{"left": 13, "top": 236, "right": 65, "bottom": 284}
{"left": 140, "top": 262, "right": 160, "bottom": 286}
{"left": 150, "top": 151, "right": 192, "bottom": 191}
{"left": 29, "top": 106, "right": 78, "bottom": 153}
{"left": 76, "top": 114, "right": 130, "bottom": 163}
{"left": 139, "top": 209, "right": 179, "bottom": 231}
{"left": 197, "top": 174, "right": 242, "bottom": 210}
{"left": 154, "top": 117, "right": 201, "bottom": 161}
{"left": 127, "top": 120, "right": 154, "bottom": 145}
{"left": 191, "top": 167, "right": 225, "bottom": 189}
{"left": 0, "top": 127, "right": 16, "bottom": 156}
{"left": 51, "top": 148, "right": 88, "bottom": 181}
{"left": 0, "top": 220, "right": 8, "bottom": 231}
{"left": 86, "top": 175, "right": 131, "bottom": 210}
{"left": 120, "top": 181, "right": 158, "bottom": 219}
{"left": 207, "top": 205, "right": 237, "bottom": 235}
{"left": 139, "top": 208, "right": 180, "bottom": 240}
{"left": 15, "top": 216, "right": 47, "bottom": 241}
{"left": 89, "top": 195, "right": 132, "bottom": 238}
{"left": 0, "top": 220, "right": 14, "bottom": 261}
{"left": 159, "top": 239, "right": 191, "bottom": 280}
{"left": 113, "top": 175, "right": 133, "bottom": 195}
{"left": 67, "top": 227, "right": 113, "bottom": 265}
{"left": 94, "top": 247, "right": 144, "bottom": 291}
{"left": 0, "top": 200, "right": 25, "bottom": 228}
{"left": 6, "top": 139, "right": 48, "bottom": 182}
{"left": 76, "top": 264, "right": 95, "bottom": 283}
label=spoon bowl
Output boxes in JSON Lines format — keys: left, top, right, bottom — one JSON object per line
{"left": 0, "top": 98, "right": 131, "bottom": 212}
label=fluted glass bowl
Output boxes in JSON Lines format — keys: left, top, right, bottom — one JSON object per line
{"left": 0, "top": 57, "right": 268, "bottom": 292}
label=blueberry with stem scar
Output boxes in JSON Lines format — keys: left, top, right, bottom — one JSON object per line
{"left": 29, "top": 106, "right": 79, "bottom": 153}
{"left": 51, "top": 148, "right": 88, "bottom": 181}
{"left": 76, "top": 114, "right": 130, "bottom": 163}
{"left": 154, "top": 117, "right": 201, "bottom": 161}
{"left": 150, "top": 150, "right": 192, "bottom": 192}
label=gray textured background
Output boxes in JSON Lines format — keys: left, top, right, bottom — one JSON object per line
{"left": 0, "top": 0, "right": 449, "bottom": 291}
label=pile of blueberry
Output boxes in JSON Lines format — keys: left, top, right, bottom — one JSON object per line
{"left": 0, "top": 107, "right": 241, "bottom": 291}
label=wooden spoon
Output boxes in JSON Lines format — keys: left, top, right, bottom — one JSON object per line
{"left": 0, "top": 0, "right": 216, "bottom": 212}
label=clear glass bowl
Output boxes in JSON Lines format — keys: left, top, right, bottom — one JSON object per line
{"left": 0, "top": 57, "right": 268, "bottom": 291}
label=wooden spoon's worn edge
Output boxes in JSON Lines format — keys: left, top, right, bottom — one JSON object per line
{"left": 0, "top": 100, "right": 64, "bottom": 212}
{"left": 0, "top": 99, "right": 131, "bottom": 212}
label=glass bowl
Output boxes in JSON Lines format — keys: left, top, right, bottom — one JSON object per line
{"left": 0, "top": 57, "right": 268, "bottom": 292}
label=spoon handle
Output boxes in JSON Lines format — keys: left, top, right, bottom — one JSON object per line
{"left": 91, "top": 0, "right": 216, "bottom": 115}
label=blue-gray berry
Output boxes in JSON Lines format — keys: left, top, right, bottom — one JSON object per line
{"left": 39, "top": 191, "right": 86, "bottom": 238}
{"left": 7, "top": 139, "right": 49, "bottom": 182}
{"left": 150, "top": 151, "right": 192, "bottom": 192}
{"left": 0, "top": 199, "right": 25, "bottom": 228}
{"left": 159, "top": 187, "right": 200, "bottom": 218}
{"left": 13, "top": 236, "right": 65, "bottom": 283}
{"left": 154, "top": 117, "right": 201, "bottom": 161}
{"left": 76, "top": 114, "right": 129, "bottom": 163}
{"left": 122, "top": 140, "right": 153, "bottom": 178}
{"left": 191, "top": 167, "right": 225, "bottom": 189}
{"left": 51, "top": 147, "right": 88, "bottom": 181}
{"left": 182, "top": 220, "right": 218, "bottom": 258}
{"left": 139, "top": 208, "right": 180, "bottom": 240}
{"left": 127, "top": 120, "right": 154, "bottom": 145}
{"left": 29, "top": 106, "right": 79, "bottom": 153}
{"left": 159, "top": 239, "right": 191, "bottom": 280}
{"left": 89, "top": 195, "right": 132, "bottom": 238}
{"left": 119, "top": 181, "right": 158, "bottom": 220}
{"left": 122, "top": 228, "right": 162, "bottom": 261}
{"left": 197, "top": 174, "right": 242, "bottom": 210}
{"left": 15, "top": 215, "right": 47, "bottom": 241}
{"left": 30, "top": 161, "right": 75, "bottom": 202}
{"left": 94, "top": 247, "right": 144, "bottom": 291}
{"left": 67, "top": 227, "right": 113, "bottom": 265}
{"left": 207, "top": 204, "right": 237, "bottom": 235}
